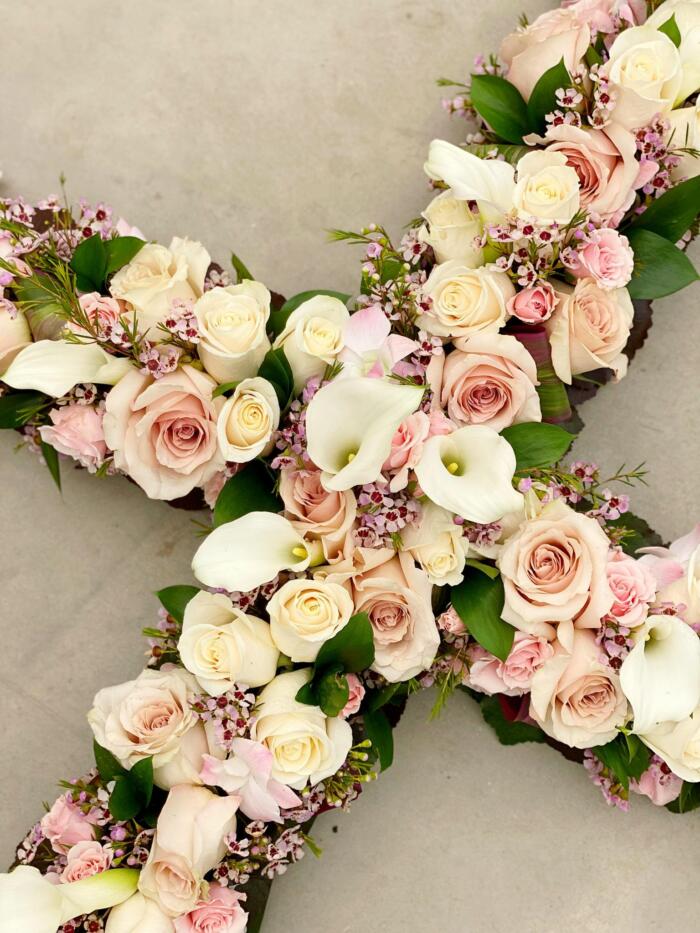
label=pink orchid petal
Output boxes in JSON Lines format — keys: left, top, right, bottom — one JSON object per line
{"left": 670, "top": 524, "right": 700, "bottom": 563}
{"left": 269, "top": 779, "right": 302, "bottom": 810}
{"left": 387, "top": 334, "right": 419, "bottom": 365}
{"left": 231, "top": 737, "right": 274, "bottom": 781}
{"left": 240, "top": 776, "right": 283, "bottom": 823}
{"left": 342, "top": 306, "right": 391, "bottom": 355}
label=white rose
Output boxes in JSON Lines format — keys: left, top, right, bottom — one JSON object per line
{"left": 402, "top": 502, "right": 468, "bottom": 586}
{"left": 109, "top": 237, "right": 209, "bottom": 337}
{"left": 641, "top": 706, "right": 700, "bottom": 782}
{"left": 273, "top": 295, "right": 349, "bottom": 392}
{"left": 267, "top": 578, "right": 354, "bottom": 662}
{"left": 604, "top": 25, "right": 682, "bottom": 130}
{"left": 193, "top": 281, "right": 271, "bottom": 383}
{"left": 646, "top": 0, "right": 700, "bottom": 103}
{"left": 418, "top": 190, "right": 484, "bottom": 266}
{"left": 513, "top": 151, "right": 581, "bottom": 223}
{"left": 216, "top": 376, "right": 280, "bottom": 463}
{"left": 106, "top": 892, "right": 174, "bottom": 933}
{"left": 667, "top": 101, "right": 700, "bottom": 180}
{"left": 252, "top": 669, "right": 353, "bottom": 788}
{"left": 418, "top": 261, "right": 515, "bottom": 339}
{"left": 178, "top": 590, "right": 279, "bottom": 693}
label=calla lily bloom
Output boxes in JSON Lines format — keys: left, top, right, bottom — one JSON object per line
{"left": 423, "top": 139, "right": 516, "bottom": 221}
{"left": 192, "top": 511, "right": 310, "bottom": 592}
{"left": 306, "top": 375, "right": 423, "bottom": 491}
{"left": 414, "top": 424, "right": 522, "bottom": 523}
{"left": 2, "top": 339, "right": 131, "bottom": 397}
{"left": 621, "top": 614, "right": 700, "bottom": 735}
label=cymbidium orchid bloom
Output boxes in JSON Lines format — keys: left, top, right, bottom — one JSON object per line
{"left": 339, "top": 305, "right": 418, "bottom": 377}
{"left": 423, "top": 139, "right": 516, "bottom": 222}
{"left": 0, "top": 865, "right": 138, "bottom": 933}
{"left": 306, "top": 375, "right": 423, "bottom": 491}
{"left": 414, "top": 424, "right": 522, "bottom": 523}
{"left": 620, "top": 614, "right": 700, "bottom": 735}
{"left": 192, "top": 511, "right": 311, "bottom": 592}
{"left": 2, "top": 339, "right": 131, "bottom": 397}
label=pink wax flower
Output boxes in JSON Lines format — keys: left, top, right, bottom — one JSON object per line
{"left": 507, "top": 282, "right": 558, "bottom": 323}
{"left": 40, "top": 794, "right": 97, "bottom": 855}
{"left": 38, "top": 403, "right": 107, "bottom": 472}
{"left": 340, "top": 674, "right": 366, "bottom": 718}
{"left": 605, "top": 549, "right": 657, "bottom": 628}
{"left": 630, "top": 756, "right": 683, "bottom": 807}
{"left": 174, "top": 887, "right": 248, "bottom": 933}
{"left": 340, "top": 305, "right": 418, "bottom": 377}
{"left": 61, "top": 840, "right": 113, "bottom": 883}
{"left": 567, "top": 228, "right": 635, "bottom": 290}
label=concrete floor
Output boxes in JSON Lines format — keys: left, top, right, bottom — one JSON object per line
{"left": 1, "top": 1, "right": 699, "bottom": 930}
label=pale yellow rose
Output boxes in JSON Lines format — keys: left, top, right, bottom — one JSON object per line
{"left": 193, "top": 281, "right": 271, "bottom": 383}
{"left": 273, "top": 295, "right": 349, "bottom": 392}
{"left": 513, "top": 151, "right": 581, "bottom": 223}
{"left": 418, "top": 261, "right": 515, "bottom": 339}
{"left": 216, "top": 376, "right": 280, "bottom": 463}
{"left": 418, "top": 191, "right": 483, "bottom": 266}
{"left": 267, "top": 577, "right": 354, "bottom": 662}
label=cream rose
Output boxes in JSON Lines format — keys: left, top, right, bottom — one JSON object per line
{"left": 418, "top": 261, "right": 515, "bottom": 339}
{"left": 109, "top": 237, "right": 209, "bottom": 337}
{"left": 441, "top": 333, "right": 541, "bottom": 432}
{"left": 530, "top": 630, "right": 628, "bottom": 748}
{"left": 646, "top": 0, "right": 700, "bottom": 103}
{"left": 279, "top": 468, "right": 357, "bottom": 562}
{"left": 667, "top": 101, "right": 700, "bottom": 181}
{"left": 103, "top": 365, "right": 223, "bottom": 500}
{"left": 216, "top": 376, "right": 280, "bottom": 463}
{"left": 193, "top": 281, "right": 271, "bottom": 383}
{"left": 547, "top": 278, "right": 634, "bottom": 384}
{"left": 418, "top": 190, "right": 483, "bottom": 266}
{"left": 0, "top": 302, "right": 31, "bottom": 370}
{"left": 88, "top": 667, "right": 222, "bottom": 790}
{"left": 604, "top": 25, "right": 682, "bottom": 129}
{"left": 267, "top": 578, "right": 354, "bottom": 662}
{"left": 513, "top": 151, "right": 581, "bottom": 223}
{"left": 138, "top": 785, "right": 239, "bottom": 918}
{"left": 401, "top": 502, "right": 468, "bottom": 587}
{"left": 498, "top": 499, "right": 614, "bottom": 642}
{"left": 273, "top": 294, "right": 349, "bottom": 392}
{"left": 252, "top": 669, "right": 353, "bottom": 789}
{"left": 178, "top": 590, "right": 279, "bottom": 693}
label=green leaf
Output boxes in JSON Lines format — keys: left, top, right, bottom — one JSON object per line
{"left": 592, "top": 736, "right": 631, "bottom": 790}
{"left": 585, "top": 43, "right": 603, "bottom": 67}
{"left": 527, "top": 58, "right": 570, "bottom": 135}
{"left": 316, "top": 612, "right": 375, "bottom": 674}
{"left": 257, "top": 346, "right": 294, "bottom": 408}
{"left": 365, "top": 682, "right": 403, "bottom": 713}
{"left": 105, "top": 236, "right": 145, "bottom": 275}
{"left": 211, "top": 380, "right": 240, "bottom": 399}
{"left": 0, "top": 390, "right": 48, "bottom": 428}
{"left": 70, "top": 234, "right": 107, "bottom": 292}
{"left": 605, "top": 510, "right": 664, "bottom": 557}
{"left": 501, "top": 421, "right": 575, "bottom": 471}
{"left": 470, "top": 74, "right": 530, "bottom": 144}
{"left": 626, "top": 176, "right": 700, "bottom": 244}
{"left": 479, "top": 696, "right": 547, "bottom": 746}
{"left": 108, "top": 756, "right": 154, "bottom": 821}
{"left": 317, "top": 671, "right": 350, "bottom": 718}
{"left": 155, "top": 584, "right": 200, "bottom": 623}
{"left": 667, "top": 781, "right": 700, "bottom": 814}
{"left": 213, "top": 459, "right": 282, "bottom": 527}
{"left": 295, "top": 681, "right": 318, "bottom": 706}
{"left": 364, "top": 709, "right": 394, "bottom": 770}
{"left": 268, "top": 289, "right": 350, "bottom": 338}
{"left": 40, "top": 440, "right": 61, "bottom": 492}
{"left": 451, "top": 569, "right": 514, "bottom": 662}
{"left": 658, "top": 13, "right": 681, "bottom": 47}
{"left": 464, "top": 558, "right": 500, "bottom": 579}
{"left": 380, "top": 258, "right": 405, "bottom": 285}
{"left": 128, "top": 756, "right": 154, "bottom": 809}
{"left": 231, "top": 252, "right": 253, "bottom": 284}
{"left": 626, "top": 229, "right": 699, "bottom": 299}
{"left": 93, "top": 739, "right": 127, "bottom": 782}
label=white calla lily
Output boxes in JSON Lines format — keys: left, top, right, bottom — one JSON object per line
{"left": 105, "top": 892, "right": 174, "bottom": 932}
{"left": 424, "top": 139, "right": 516, "bottom": 221}
{"left": 1, "top": 339, "right": 131, "bottom": 397}
{"left": 306, "top": 376, "right": 423, "bottom": 491}
{"left": 0, "top": 865, "right": 139, "bottom": 933}
{"left": 621, "top": 614, "right": 700, "bottom": 735}
{"left": 192, "top": 511, "right": 310, "bottom": 592}
{"left": 414, "top": 424, "right": 522, "bottom": 523}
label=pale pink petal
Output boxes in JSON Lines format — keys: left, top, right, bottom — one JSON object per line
{"left": 342, "top": 306, "right": 391, "bottom": 355}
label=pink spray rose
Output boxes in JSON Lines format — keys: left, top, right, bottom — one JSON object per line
{"left": 437, "top": 605, "right": 466, "bottom": 636}
{"left": 340, "top": 674, "right": 366, "bottom": 718}
{"left": 468, "top": 633, "right": 555, "bottom": 696}
{"left": 38, "top": 404, "right": 107, "bottom": 472}
{"left": 40, "top": 794, "right": 97, "bottom": 855}
{"left": 279, "top": 467, "right": 357, "bottom": 561}
{"left": 630, "top": 756, "right": 683, "bottom": 806}
{"left": 103, "top": 364, "right": 223, "bottom": 499}
{"left": 507, "top": 282, "right": 558, "bottom": 324}
{"left": 568, "top": 228, "right": 635, "bottom": 290}
{"left": 61, "top": 840, "right": 113, "bottom": 883}
{"left": 174, "top": 886, "right": 248, "bottom": 933}
{"left": 562, "top": 0, "right": 647, "bottom": 33}
{"left": 382, "top": 411, "right": 431, "bottom": 492}
{"left": 605, "top": 549, "right": 657, "bottom": 628}
{"left": 75, "top": 292, "right": 127, "bottom": 338}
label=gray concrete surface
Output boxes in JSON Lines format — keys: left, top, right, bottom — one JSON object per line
{"left": 1, "top": 1, "right": 699, "bottom": 930}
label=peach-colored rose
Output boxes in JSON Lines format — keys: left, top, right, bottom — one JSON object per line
{"left": 0, "top": 301, "right": 31, "bottom": 370}
{"left": 139, "top": 785, "right": 239, "bottom": 918}
{"left": 279, "top": 468, "right": 356, "bottom": 562}
{"left": 441, "top": 334, "right": 541, "bottom": 432}
{"left": 61, "top": 841, "right": 113, "bottom": 883}
{"left": 340, "top": 673, "right": 366, "bottom": 719}
{"left": 547, "top": 278, "right": 634, "bottom": 384}
{"left": 174, "top": 886, "right": 248, "bottom": 933}
{"left": 500, "top": 8, "right": 590, "bottom": 100}
{"left": 382, "top": 411, "right": 431, "bottom": 492}
{"left": 498, "top": 499, "right": 614, "bottom": 642}
{"left": 507, "top": 283, "right": 558, "bottom": 324}
{"left": 103, "top": 364, "right": 223, "bottom": 499}
{"left": 40, "top": 795, "right": 97, "bottom": 855}
{"left": 74, "top": 292, "right": 128, "bottom": 338}
{"left": 468, "top": 633, "right": 555, "bottom": 696}
{"left": 568, "top": 228, "right": 635, "bottom": 290}
{"left": 38, "top": 403, "right": 107, "bottom": 471}
{"left": 606, "top": 549, "right": 656, "bottom": 628}
{"left": 530, "top": 629, "right": 628, "bottom": 747}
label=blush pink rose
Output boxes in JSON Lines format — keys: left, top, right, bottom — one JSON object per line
{"left": 75, "top": 292, "right": 127, "bottom": 338}
{"left": 382, "top": 411, "right": 431, "bottom": 492}
{"left": 468, "top": 633, "right": 555, "bottom": 696}
{"left": 279, "top": 467, "right": 357, "bottom": 561}
{"left": 605, "top": 549, "right": 656, "bottom": 628}
{"left": 437, "top": 605, "right": 466, "bottom": 635}
{"left": 441, "top": 334, "right": 541, "bottom": 432}
{"left": 507, "top": 282, "right": 559, "bottom": 323}
{"left": 340, "top": 674, "right": 366, "bottom": 718}
{"left": 174, "top": 886, "right": 248, "bottom": 933}
{"left": 38, "top": 404, "right": 107, "bottom": 472}
{"left": 568, "top": 228, "right": 635, "bottom": 290}
{"left": 630, "top": 757, "right": 683, "bottom": 806}
{"left": 103, "top": 365, "right": 223, "bottom": 499}
{"left": 562, "top": 0, "right": 647, "bottom": 31}
{"left": 40, "top": 795, "right": 97, "bottom": 855}
{"left": 61, "top": 840, "right": 113, "bottom": 883}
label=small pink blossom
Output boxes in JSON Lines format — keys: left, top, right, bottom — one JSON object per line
{"left": 437, "top": 606, "right": 466, "bottom": 635}
{"left": 340, "top": 305, "right": 418, "bottom": 377}
{"left": 61, "top": 840, "right": 113, "bottom": 883}
{"left": 38, "top": 403, "right": 107, "bottom": 472}
{"left": 40, "top": 795, "right": 98, "bottom": 855}
{"left": 382, "top": 411, "right": 430, "bottom": 492}
{"left": 174, "top": 886, "right": 248, "bottom": 933}
{"left": 340, "top": 674, "right": 365, "bottom": 718}
{"left": 567, "top": 228, "right": 635, "bottom": 290}
{"left": 507, "top": 282, "right": 559, "bottom": 323}
{"left": 605, "top": 549, "right": 656, "bottom": 628}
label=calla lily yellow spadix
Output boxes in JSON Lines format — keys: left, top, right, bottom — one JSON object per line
{"left": 0, "top": 865, "right": 139, "bottom": 933}
{"left": 414, "top": 424, "right": 522, "bottom": 524}
{"left": 1, "top": 339, "right": 131, "bottom": 397}
{"left": 305, "top": 375, "right": 423, "bottom": 491}
{"left": 192, "top": 511, "right": 311, "bottom": 592}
